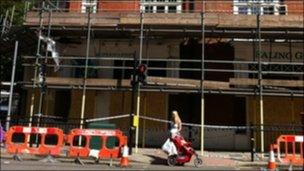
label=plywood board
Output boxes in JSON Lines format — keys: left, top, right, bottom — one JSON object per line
{"left": 230, "top": 78, "right": 304, "bottom": 87}
{"left": 147, "top": 76, "right": 230, "bottom": 90}
{"left": 46, "top": 76, "right": 230, "bottom": 90}
{"left": 46, "top": 77, "right": 131, "bottom": 87}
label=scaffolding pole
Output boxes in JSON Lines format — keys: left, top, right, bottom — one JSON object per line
{"left": 200, "top": 5, "right": 205, "bottom": 156}
{"left": 135, "top": 10, "right": 144, "bottom": 154}
{"left": 128, "top": 53, "right": 138, "bottom": 155}
{"left": 1, "top": 10, "right": 9, "bottom": 37}
{"left": 256, "top": 1, "right": 264, "bottom": 154}
{"left": 79, "top": 4, "right": 93, "bottom": 139}
{"left": 29, "top": 0, "right": 45, "bottom": 127}
{"left": 37, "top": 5, "right": 52, "bottom": 127}
{"left": 9, "top": 5, "right": 15, "bottom": 28}
{"left": 5, "top": 41, "right": 18, "bottom": 131}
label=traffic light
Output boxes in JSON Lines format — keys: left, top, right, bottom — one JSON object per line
{"left": 136, "top": 63, "right": 147, "bottom": 85}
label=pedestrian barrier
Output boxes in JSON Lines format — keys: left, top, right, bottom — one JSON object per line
{"left": 66, "top": 128, "right": 127, "bottom": 164}
{"left": 5, "top": 126, "right": 64, "bottom": 161}
{"left": 273, "top": 135, "right": 304, "bottom": 166}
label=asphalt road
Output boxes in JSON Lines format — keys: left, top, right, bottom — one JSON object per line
{"left": 0, "top": 157, "right": 238, "bottom": 170}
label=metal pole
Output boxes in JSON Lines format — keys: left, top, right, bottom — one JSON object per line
{"left": 200, "top": 2, "right": 205, "bottom": 156}
{"left": 128, "top": 53, "right": 138, "bottom": 155}
{"left": 80, "top": 5, "right": 92, "bottom": 133}
{"left": 5, "top": 41, "right": 18, "bottom": 131}
{"left": 9, "top": 5, "right": 15, "bottom": 28}
{"left": 142, "top": 93, "right": 147, "bottom": 148}
{"left": 1, "top": 10, "right": 9, "bottom": 37}
{"left": 29, "top": 0, "right": 45, "bottom": 127}
{"left": 134, "top": 10, "right": 144, "bottom": 154}
{"left": 257, "top": 1, "right": 264, "bottom": 154}
{"left": 37, "top": 6, "right": 52, "bottom": 126}
{"left": 23, "top": 2, "right": 28, "bottom": 21}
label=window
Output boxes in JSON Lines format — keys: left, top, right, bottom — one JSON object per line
{"left": 278, "top": 5, "right": 287, "bottom": 15}
{"left": 234, "top": 0, "right": 281, "bottom": 15}
{"left": 264, "top": 0, "right": 274, "bottom": 3}
{"left": 141, "top": 0, "right": 182, "bottom": 13}
{"left": 238, "top": 6, "right": 248, "bottom": 14}
{"left": 145, "top": 6, "right": 153, "bottom": 13}
{"left": 113, "top": 60, "right": 133, "bottom": 79}
{"left": 81, "top": 0, "right": 97, "bottom": 13}
{"left": 85, "top": 6, "right": 92, "bottom": 13}
{"left": 250, "top": 6, "right": 259, "bottom": 15}
{"left": 49, "top": 0, "right": 69, "bottom": 11}
{"left": 263, "top": 6, "right": 274, "bottom": 14}
{"left": 156, "top": 6, "right": 165, "bottom": 13}
{"left": 147, "top": 61, "right": 167, "bottom": 77}
{"left": 73, "top": 59, "right": 97, "bottom": 78}
{"left": 168, "top": 6, "right": 177, "bottom": 13}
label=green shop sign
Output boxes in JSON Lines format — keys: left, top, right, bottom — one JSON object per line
{"left": 257, "top": 51, "right": 303, "bottom": 60}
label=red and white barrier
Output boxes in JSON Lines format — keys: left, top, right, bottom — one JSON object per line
{"left": 273, "top": 135, "right": 304, "bottom": 166}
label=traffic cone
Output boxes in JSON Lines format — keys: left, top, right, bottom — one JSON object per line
{"left": 120, "top": 145, "right": 129, "bottom": 167}
{"left": 267, "top": 145, "right": 277, "bottom": 171}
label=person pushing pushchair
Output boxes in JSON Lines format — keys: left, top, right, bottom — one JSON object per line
{"left": 170, "top": 111, "right": 182, "bottom": 138}
{"left": 162, "top": 111, "right": 202, "bottom": 167}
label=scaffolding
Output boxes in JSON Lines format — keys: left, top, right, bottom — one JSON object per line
{"left": 3, "top": 0, "right": 304, "bottom": 154}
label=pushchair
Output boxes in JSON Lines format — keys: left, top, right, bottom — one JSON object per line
{"left": 166, "top": 134, "right": 202, "bottom": 167}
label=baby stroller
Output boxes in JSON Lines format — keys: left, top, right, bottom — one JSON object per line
{"left": 166, "top": 134, "right": 202, "bottom": 167}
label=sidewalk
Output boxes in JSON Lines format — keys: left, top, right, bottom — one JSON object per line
{"left": 130, "top": 148, "right": 260, "bottom": 168}
{"left": 1, "top": 147, "right": 302, "bottom": 170}
{"left": 130, "top": 148, "right": 303, "bottom": 170}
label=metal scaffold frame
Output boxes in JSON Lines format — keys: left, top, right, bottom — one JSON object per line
{"left": 3, "top": 0, "right": 304, "bottom": 156}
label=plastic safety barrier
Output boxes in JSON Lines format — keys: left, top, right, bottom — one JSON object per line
{"left": 67, "top": 129, "right": 127, "bottom": 160}
{"left": 5, "top": 126, "right": 64, "bottom": 157}
{"left": 273, "top": 135, "right": 304, "bottom": 165}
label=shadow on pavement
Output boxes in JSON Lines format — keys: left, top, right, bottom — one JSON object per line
{"left": 144, "top": 154, "right": 167, "bottom": 166}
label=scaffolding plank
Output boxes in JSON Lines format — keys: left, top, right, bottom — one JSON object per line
{"left": 45, "top": 77, "right": 230, "bottom": 90}
{"left": 229, "top": 78, "right": 304, "bottom": 87}
{"left": 24, "top": 12, "right": 304, "bottom": 29}
{"left": 147, "top": 76, "right": 230, "bottom": 90}
{"left": 46, "top": 77, "right": 131, "bottom": 87}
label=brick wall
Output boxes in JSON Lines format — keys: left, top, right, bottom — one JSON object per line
{"left": 98, "top": 0, "right": 139, "bottom": 12}
{"left": 59, "top": 0, "right": 303, "bottom": 15}
{"left": 285, "top": 0, "right": 304, "bottom": 15}
{"left": 69, "top": 1, "right": 81, "bottom": 12}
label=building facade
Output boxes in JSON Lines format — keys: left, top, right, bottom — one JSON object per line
{"left": 21, "top": 0, "right": 303, "bottom": 150}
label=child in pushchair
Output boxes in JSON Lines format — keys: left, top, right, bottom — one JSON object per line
{"left": 162, "top": 111, "right": 202, "bottom": 167}
{"left": 166, "top": 133, "right": 202, "bottom": 167}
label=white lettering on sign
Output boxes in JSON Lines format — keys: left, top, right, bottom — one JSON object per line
{"left": 80, "top": 129, "right": 116, "bottom": 136}
{"left": 295, "top": 136, "right": 303, "bottom": 142}
{"left": 38, "top": 128, "right": 47, "bottom": 134}
{"left": 23, "top": 127, "right": 47, "bottom": 134}
{"left": 23, "top": 127, "right": 31, "bottom": 133}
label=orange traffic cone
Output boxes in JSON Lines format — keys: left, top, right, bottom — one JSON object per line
{"left": 120, "top": 145, "right": 129, "bottom": 167}
{"left": 267, "top": 145, "right": 277, "bottom": 171}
